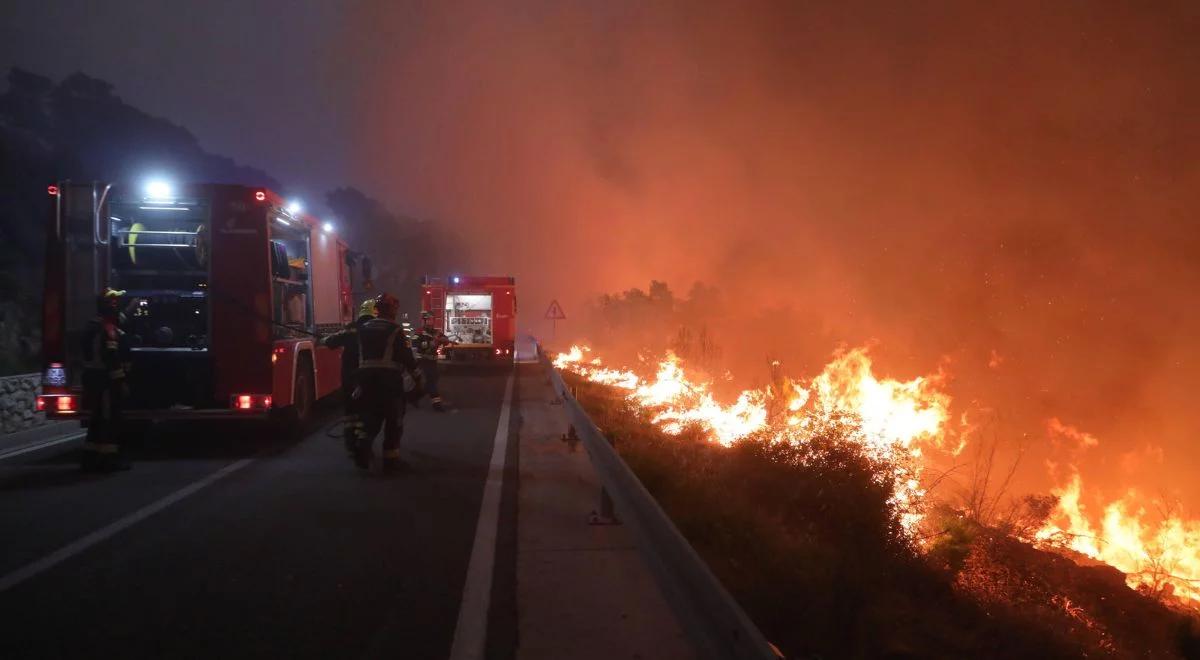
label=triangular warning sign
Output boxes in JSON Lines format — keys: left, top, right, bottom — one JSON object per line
{"left": 544, "top": 299, "right": 567, "bottom": 320}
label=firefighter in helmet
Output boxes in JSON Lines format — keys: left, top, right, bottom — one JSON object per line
{"left": 414, "top": 311, "right": 453, "bottom": 412}
{"left": 348, "top": 293, "right": 422, "bottom": 472}
{"left": 321, "top": 298, "right": 378, "bottom": 454}
{"left": 80, "top": 287, "right": 134, "bottom": 471}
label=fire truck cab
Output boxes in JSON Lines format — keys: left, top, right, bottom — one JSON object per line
{"left": 39, "top": 181, "right": 359, "bottom": 429}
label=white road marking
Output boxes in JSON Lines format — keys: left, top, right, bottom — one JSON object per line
{"left": 0, "top": 431, "right": 86, "bottom": 461}
{"left": 449, "top": 371, "right": 515, "bottom": 660}
{"left": 0, "top": 457, "right": 255, "bottom": 593}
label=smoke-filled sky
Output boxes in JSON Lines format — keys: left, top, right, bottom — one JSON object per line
{"left": 4, "top": 0, "right": 1199, "bottom": 503}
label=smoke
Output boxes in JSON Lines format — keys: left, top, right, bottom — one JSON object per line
{"left": 339, "top": 1, "right": 1200, "bottom": 503}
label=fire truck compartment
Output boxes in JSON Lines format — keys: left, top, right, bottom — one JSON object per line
{"left": 445, "top": 293, "right": 494, "bottom": 346}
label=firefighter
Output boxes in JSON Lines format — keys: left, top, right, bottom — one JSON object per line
{"left": 414, "top": 311, "right": 453, "bottom": 412}
{"left": 321, "top": 298, "right": 378, "bottom": 455}
{"left": 80, "top": 288, "right": 133, "bottom": 472}
{"left": 350, "top": 293, "right": 421, "bottom": 472}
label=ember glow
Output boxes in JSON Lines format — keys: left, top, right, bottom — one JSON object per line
{"left": 555, "top": 344, "right": 951, "bottom": 532}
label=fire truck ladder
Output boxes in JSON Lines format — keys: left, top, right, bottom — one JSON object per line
{"left": 430, "top": 287, "right": 446, "bottom": 327}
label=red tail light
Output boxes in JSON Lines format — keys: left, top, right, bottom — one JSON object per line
{"left": 231, "top": 394, "right": 272, "bottom": 411}
{"left": 47, "top": 184, "right": 59, "bottom": 196}
{"left": 38, "top": 394, "right": 78, "bottom": 414}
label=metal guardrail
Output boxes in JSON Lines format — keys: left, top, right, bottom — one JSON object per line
{"left": 542, "top": 350, "right": 781, "bottom": 660}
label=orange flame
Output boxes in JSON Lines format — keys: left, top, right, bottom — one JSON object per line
{"left": 555, "top": 344, "right": 951, "bottom": 533}
{"left": 559, "top": 345, "right": 1200, "bottom": 607}
{"left": 1036, "top": 471, "right": 1200, "bottom": 607}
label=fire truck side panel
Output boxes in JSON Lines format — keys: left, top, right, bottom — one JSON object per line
{"left": 308, "top": 228, "right": 346, "bottom": 400}
{"left": 311, "top": 229, "right": 343, "bottom": 327}
{"left": 209, "top": 189, "right": 273, "bottom": 405}
{"left": 491, "top": 285, "right": 516, "bottom": 353}
{"left": 41, "top": 188, "right": 68, "bottom": 393}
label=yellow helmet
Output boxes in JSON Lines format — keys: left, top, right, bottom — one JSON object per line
{"left": 358, "top": 298, "right": 378, "bottom": 319}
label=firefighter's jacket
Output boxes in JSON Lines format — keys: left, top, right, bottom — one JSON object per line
{"left": 414, "top": 328, "right": 452, "bottom": 361}
{"left": 322, "top": 315, "right": 374, "bottom": 392}
{"left": 81, "top": 314, "right": 131, "bottom": 381}
{"left": 352, "top": 319, "right": 419, "bottom": 395}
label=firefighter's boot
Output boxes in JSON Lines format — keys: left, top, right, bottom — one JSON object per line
{"left": 343, "top": 418, "right": 361, "bottom": 456}
{"left": 381, "top": 450, "right": 408, "bottom": 474}
{"left": 353, "top": 443, "right": 372, "bottom": 470}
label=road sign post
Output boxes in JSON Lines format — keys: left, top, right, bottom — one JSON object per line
{"left": 544, "top": 299, "right": 567, "bottom": 340}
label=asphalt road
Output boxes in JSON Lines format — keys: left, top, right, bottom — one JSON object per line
{"left": 0, "top": 363, "right": 520, "bottom": 660}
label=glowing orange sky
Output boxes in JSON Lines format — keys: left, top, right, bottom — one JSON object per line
{"left": 339, "top": 1, "right": 1200, "bottom": 505}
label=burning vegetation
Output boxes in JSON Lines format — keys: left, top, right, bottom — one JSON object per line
{"left": 554, "top": 343, "right": 1200, "bottom": 610}
{"left": 553, "top": 318, "right": 1200, "bottom": 657}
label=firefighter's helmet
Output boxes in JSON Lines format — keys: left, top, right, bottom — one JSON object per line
{"left": 374, "top": 293, "right": 400, "bottom": 320}
{"left": 358, "top": 298, "right": 378, "bottom": 319}
{"left": 96, "top": 287, "right": 126, "bottom": 314}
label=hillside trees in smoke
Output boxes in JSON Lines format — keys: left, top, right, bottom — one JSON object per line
{"left": 325, "top": 186, "right": 470, "bottom": 317}
{"left": 0, "top": 67, "right": 458, "bottom": 374}
{"left": 586, "top": 280, "right": 726, "bottom": 373}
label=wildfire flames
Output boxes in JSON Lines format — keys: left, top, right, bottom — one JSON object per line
{"left": 555, "top": 345, "right": 1200, "bottom": 610}
{"left": 553, "top": 344, "right": 952, "bottom": 533}
{"left": 1036, "top": 472, "right": 1200, "bottom": 607}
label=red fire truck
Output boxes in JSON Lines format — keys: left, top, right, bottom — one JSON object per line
{"left": 421, "top": 275, "right": 516, "bottom": 360}
{"left": 38, "top": 180, "right": 362, "bottom": 429}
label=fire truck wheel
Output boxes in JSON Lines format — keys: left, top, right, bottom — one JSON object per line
{"left": 284, "top": 353, "right": 315, "bottom": 439}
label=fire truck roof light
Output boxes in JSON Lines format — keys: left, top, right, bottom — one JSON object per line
{"left": 322, "top": 221, "right": 334, "bottom": 233}
{"left": 453, "top": 276, "right": 461, "bottom": 284}
{"left": 254, "top": 190, "right": 267, "bottom": 202}
{"left": 47, "top": 184, "right": 58, "bottom": 196}
{"left": 144, "top": 179, "right": 173, "bottom": 199}
{"left": 287, "top": 200, "right": 302, "bottom": 214}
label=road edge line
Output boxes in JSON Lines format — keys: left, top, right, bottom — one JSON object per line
{"left": 0, "top": 457, "right": 255, "bottom": 593}
{"left": 0, "top": 431, "right": 87, "bottom": 461}
{"left": 448, "top": 370, "right": 515, "bottom": 660}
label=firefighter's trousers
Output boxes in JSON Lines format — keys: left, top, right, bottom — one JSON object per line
{"left": 342, "top": 388, "right": 362, "bottom": 453}
{"left": 82, "top": 369, "right": 124, "bottom": 462}
{"left": 419, "top": 359, "right": 441, "bottom": 403}
{"left": 353, "top": 392, "right": 406, "bottom": 459}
